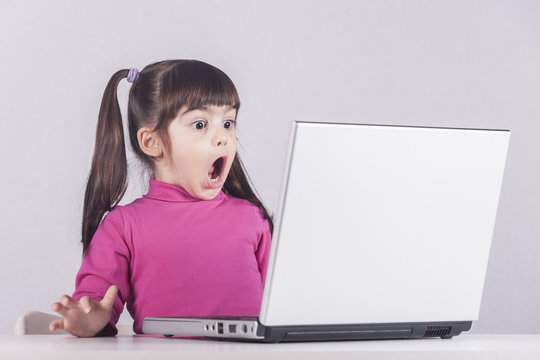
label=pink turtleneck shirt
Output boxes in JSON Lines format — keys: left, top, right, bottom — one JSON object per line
{"left": 72, "top": 179, "right": 272, "bottom": 335}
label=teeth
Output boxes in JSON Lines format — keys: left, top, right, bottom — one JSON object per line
{"left": 210, "top": 175, "right": 220, "bottom": 183}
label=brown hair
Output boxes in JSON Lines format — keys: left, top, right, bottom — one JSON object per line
{"left": 82, "top": 60, "right": 273, "bottom": 254}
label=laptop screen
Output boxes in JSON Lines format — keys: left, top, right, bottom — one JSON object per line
{"left": 260, "top": 122, "right": 510, "bottom": 327}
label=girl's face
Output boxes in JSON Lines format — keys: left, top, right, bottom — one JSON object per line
{"left": 157, "top": 105, "right": 237, "bottom": 200}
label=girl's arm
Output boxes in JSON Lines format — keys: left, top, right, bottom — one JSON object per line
{"left": 50, "top": 207, "right": 131, "bottom": 337}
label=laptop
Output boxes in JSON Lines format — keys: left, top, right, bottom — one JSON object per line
{"left": 142, "top": 121, "right": 511, "bottom": 342}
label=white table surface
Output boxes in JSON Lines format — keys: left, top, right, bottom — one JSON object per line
{"left": 1, "top": 334, "right": 539, "bottom": 360}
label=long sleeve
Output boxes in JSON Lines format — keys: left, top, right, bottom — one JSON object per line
{"left": 255, "top": 218, "right": 272, "bottom": 287}
{"left": 72, "top": 207, "right": 131, "bottom": 336}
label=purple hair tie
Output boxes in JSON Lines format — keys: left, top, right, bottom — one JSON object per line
{"left": 127, "top": 68, "right": 139, "bottom": 83}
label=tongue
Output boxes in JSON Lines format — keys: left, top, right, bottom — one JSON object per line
{"left": 208, "top": 163, "right": 215, "bottom": 175}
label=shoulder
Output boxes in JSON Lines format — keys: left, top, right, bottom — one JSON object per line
{"left": 225, "top": 195, "right": 270, "bottom": 233}
{"left": 225, "top": 195, "right": 259, "bottom": 216}
{"left": 107, "top": 196, "right": 148, "bottom": 222}
{"left": 101, "top": 196, "right": 153, "bottom": 236}
{"left": 101, "top": 205, "right": 124, "bottom": 224}
{"left": 98, "top": 197, "right": 145, "bottom": 236}
{"left": 97, "top": 205, "right": 127, "bottom": 235}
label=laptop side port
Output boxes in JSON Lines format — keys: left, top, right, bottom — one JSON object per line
{"left": 228, "top": 324, "right": 237, "bottom": 333}
{"left": 217, "top": 322, "right": 224, "bottom": 334}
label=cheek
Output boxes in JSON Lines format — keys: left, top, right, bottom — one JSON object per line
{"left": 229, "top": 144, "right": 237, "bottom": 168}
{"left": 175, "top": 146, "right": 210, "bottom": 173}
{"left": 174, "top": 151, "right": 199, "bottom": 170}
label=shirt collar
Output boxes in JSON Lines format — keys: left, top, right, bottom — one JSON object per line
{"left": 144, "top": 178, "right": 227, "bottom": 203}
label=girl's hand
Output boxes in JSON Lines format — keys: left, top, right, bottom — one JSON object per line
{"left": 49, "top": 285, "right": 118, "bottom": 337}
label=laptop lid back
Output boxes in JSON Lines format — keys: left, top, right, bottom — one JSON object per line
{"left": 260, "top": 122, "right": 510, "bottom": 327}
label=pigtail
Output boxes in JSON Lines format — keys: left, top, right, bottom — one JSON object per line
{"left": 224, "top": 155, "right": 274, "bottom": 235}
{"left": 81, "top": 69, "right": 129, "bottom": 255}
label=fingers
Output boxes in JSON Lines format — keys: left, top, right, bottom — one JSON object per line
{"left": 100, "top": 285, "right": 119, "bottom": 309}
{"left": 49, "top": 319, "right": 64, "bottom": 333}
{"left": 50, "top": 302, "right": 69, "bottom": 317}
{"left": 59, "top": 294, "right": 76, "bottom": 309}
{"left": 51, "top": 285, "right": 117, "bottom": 319}
{"left": 79, "top": 296, "right": 95, "bottom": 314}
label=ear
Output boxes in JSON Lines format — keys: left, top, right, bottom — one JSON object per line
{"left": 137, "top": 127, "right": 163, "bottom": 158}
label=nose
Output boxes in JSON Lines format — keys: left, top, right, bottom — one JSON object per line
{"left": 214, "top": 133, "right": 228, "bottom": 147}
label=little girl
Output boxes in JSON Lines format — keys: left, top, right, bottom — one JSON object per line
{"left": 49, "top": 60, "right": 273, "bottom": 337}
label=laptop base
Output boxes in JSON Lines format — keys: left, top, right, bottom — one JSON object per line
{"left": 252, "top": 321, "right": 472, "bottom": 343}
{"left": 143, "top": 317, "right": 471, "bottom": 343}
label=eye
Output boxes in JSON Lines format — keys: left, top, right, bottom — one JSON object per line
{"left": 192, "top": 121, "right": 206, "bottom": 130}
{"left": 224, "top": 120, "right": 235, "bottom": 129}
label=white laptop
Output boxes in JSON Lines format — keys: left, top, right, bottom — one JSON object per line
{"left": 142, "top": 121, "right": 510, "bottom": 342}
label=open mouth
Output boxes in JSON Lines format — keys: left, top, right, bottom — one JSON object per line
{"left": 208, "top": 156, "right": 226, "bottom": 183}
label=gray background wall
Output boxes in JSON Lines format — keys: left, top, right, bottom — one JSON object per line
{"left": 0, "top": 0, "right": 538, "bottom": 334}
